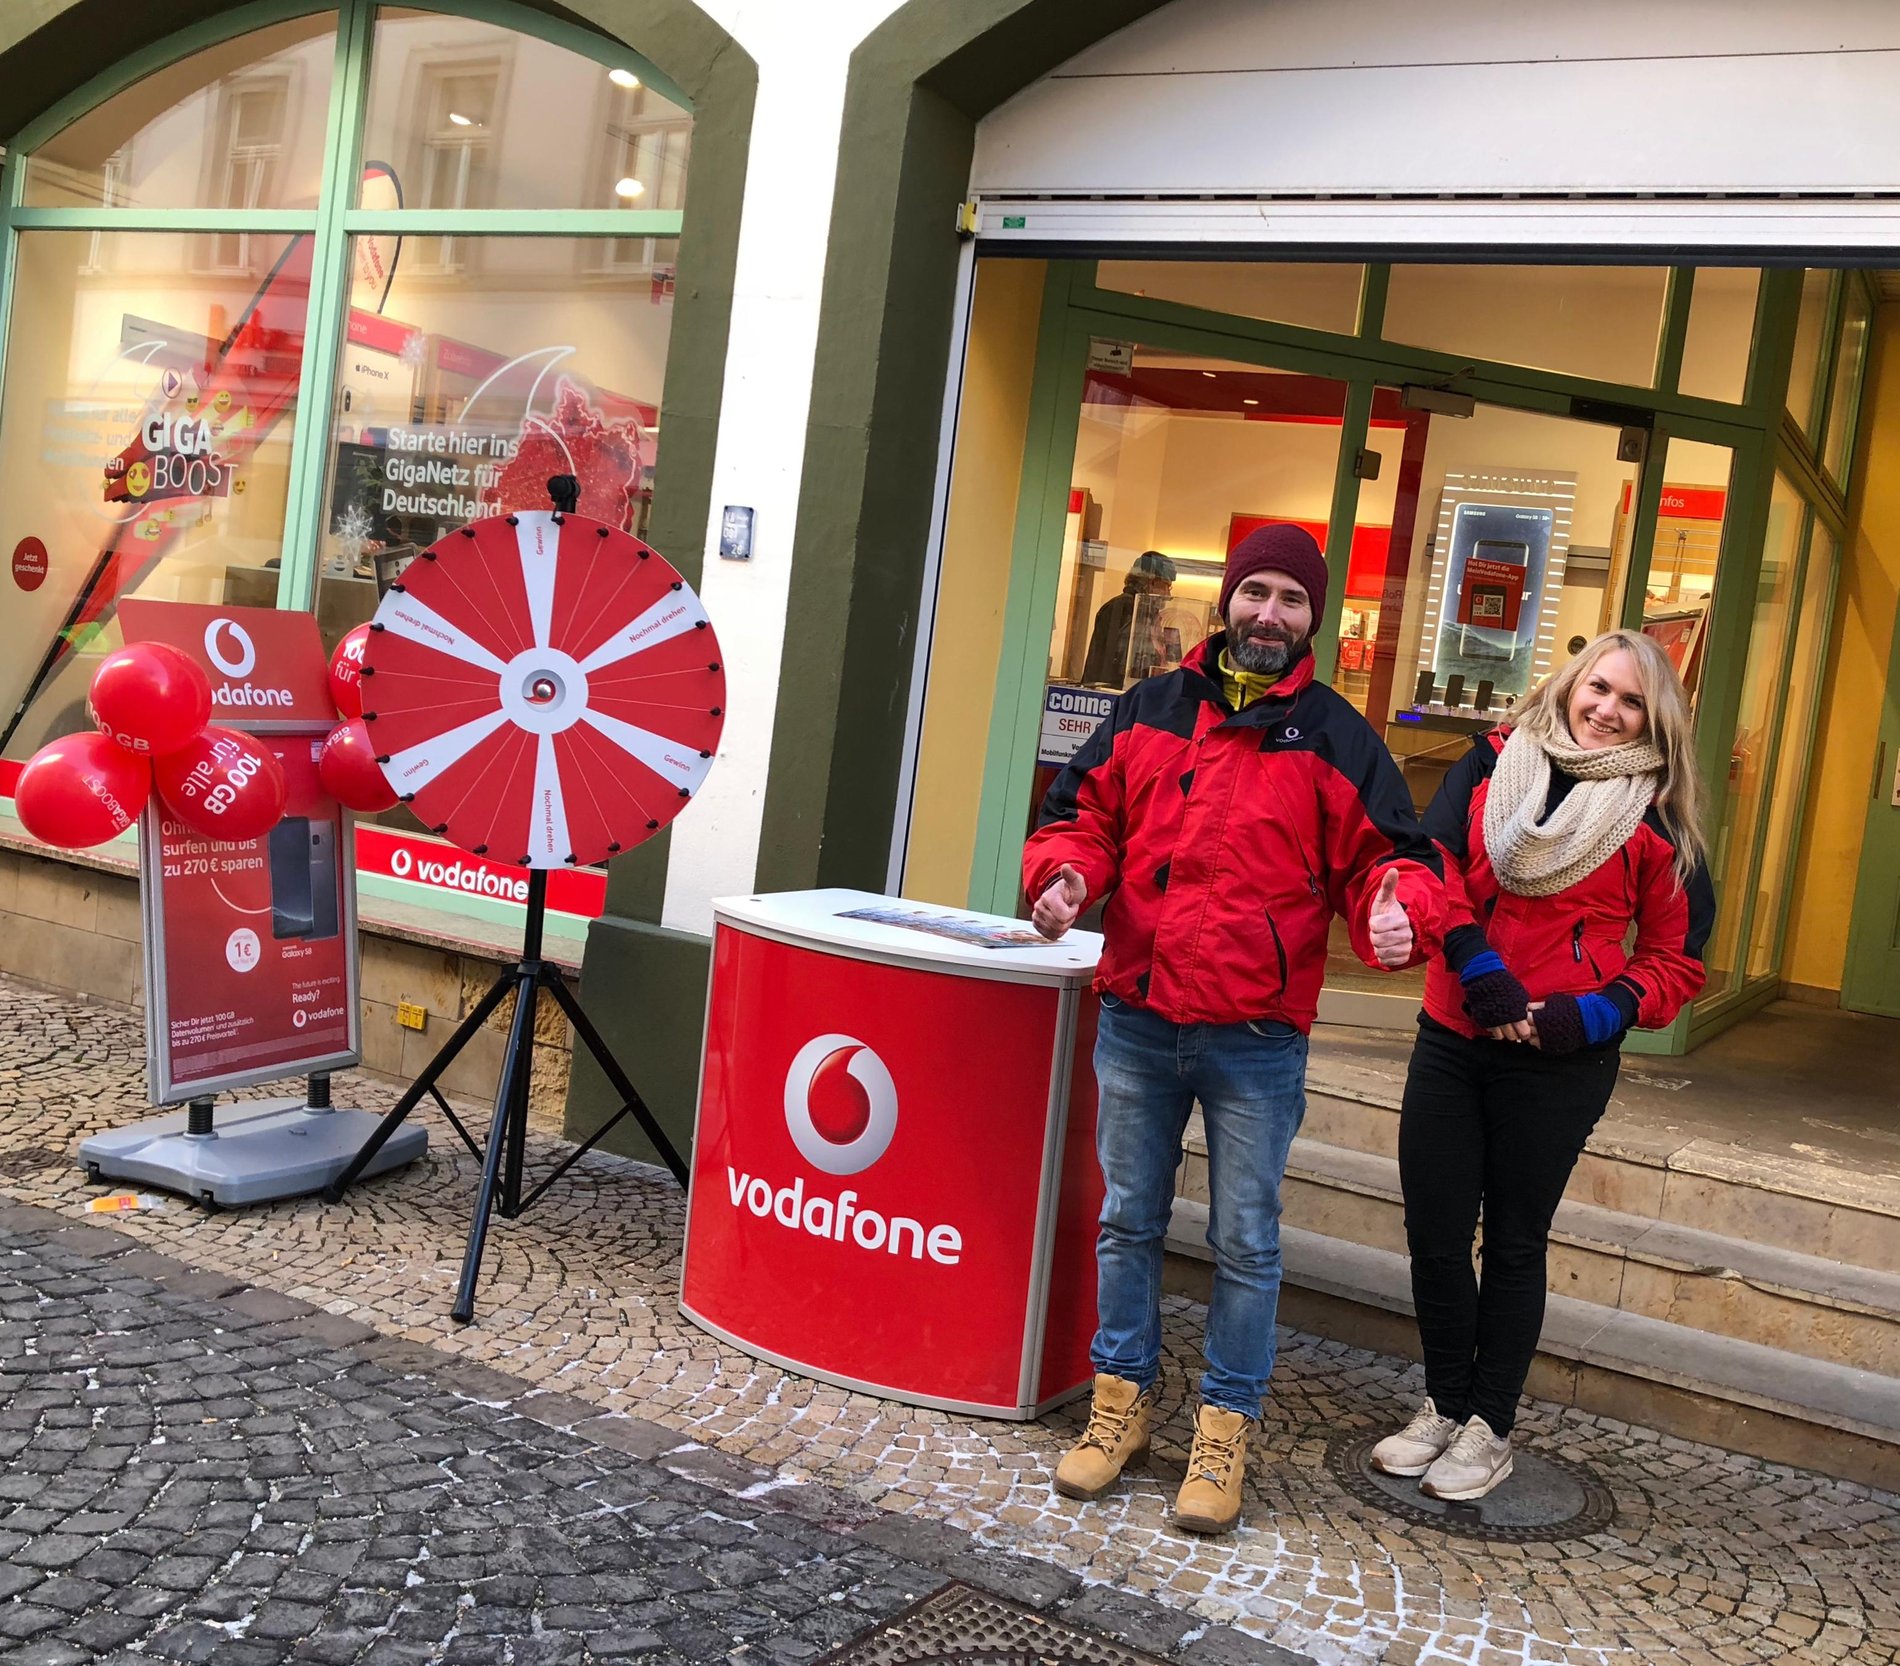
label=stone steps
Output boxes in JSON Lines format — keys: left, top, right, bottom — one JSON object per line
{"left": 1164, "top": 1199, "right": 1900, "bottom": 1490}
{"left": 1294, "top": 1070, "right": 1900, "bottom": 1278}
{"left": 1172, "top": 1111, "right": 1900, "bottom": 1486}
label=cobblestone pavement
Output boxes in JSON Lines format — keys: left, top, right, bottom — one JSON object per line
{"left": 0, "top": 1214, "right": 1310, "bottom": 1666}
{"left": 1, "top": 980, "right": 1897, "bottom": 1666}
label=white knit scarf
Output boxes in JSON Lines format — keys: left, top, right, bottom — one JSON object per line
{"left": 1483, "top": 724, "right": 1664, "bottom": 898}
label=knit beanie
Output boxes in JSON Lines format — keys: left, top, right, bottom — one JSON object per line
{"left": 1219, "top": 523, "right": 1329, "bottom": 623}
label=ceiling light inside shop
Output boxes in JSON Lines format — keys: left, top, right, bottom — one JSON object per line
{"left": 1242, "top": 398, "right": 1259, "bottom": 406}
{"left": 615, "top": 177, "right": 646, "bottom": 199}
{"left": 610, "top": 68, "right": 641, "bottom": 88}
{"left": 448, "top": 111, "right": 474, "bottom": 126}
{"left": 1201, "top": 371, "right": 1216, "bottom": 379}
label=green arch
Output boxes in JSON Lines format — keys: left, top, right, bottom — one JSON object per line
{"left": 756, "top": 0, "right": 1176, "bottom": 896}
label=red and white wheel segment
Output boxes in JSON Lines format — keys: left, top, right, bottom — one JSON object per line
{"left": 360, "top": 510, "right": 725, "bottom": 869}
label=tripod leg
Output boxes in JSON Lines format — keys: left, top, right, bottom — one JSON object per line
{"left": 450, "top": 964, "right": 540, "bottom": 1324}
{"left": 500, "top": 974, "right": 539, "bottom": 1218}
{"left": 326, "top": 969, "right": 514, "bottom": 1200}
{"left": 541, "top": 971, "right": 689, "bottom": 1186}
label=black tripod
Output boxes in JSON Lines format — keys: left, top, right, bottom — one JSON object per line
{"left": 326, "top": 868, "right": 688, "bottom": 1321}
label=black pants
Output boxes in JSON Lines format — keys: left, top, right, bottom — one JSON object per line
{"left": 1397, "top": 1015, "right": 1621, "bottom": 1434}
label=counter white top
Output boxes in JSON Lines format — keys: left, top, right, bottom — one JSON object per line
{"left": 713, "top": 889, "right": 1102, "bottom": 985}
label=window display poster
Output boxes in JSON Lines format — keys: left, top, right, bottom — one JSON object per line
{"left": 1039, "top": 685, "right": 1116, "bottom": 766}
{"left": 1433, "top": 502, "right": 1555, "bottom": 699}
{"left": 144, "top": 735, "right": 358, "bottom": 1103}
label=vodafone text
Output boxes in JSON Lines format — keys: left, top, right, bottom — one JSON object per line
{"left": 725, "top": 1168, "right": 962, "bottom": 1265}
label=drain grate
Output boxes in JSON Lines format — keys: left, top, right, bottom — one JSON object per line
{"left": 1326, "top": 1428, "right": 1616, "bottom": 1544}
{"left": 821, "top": 1583, "right": 1171, "bottom": 1666}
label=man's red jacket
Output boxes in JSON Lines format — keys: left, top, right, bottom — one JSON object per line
{"left": 1023, "top": 636, "right": 1446, "bottom": 1031}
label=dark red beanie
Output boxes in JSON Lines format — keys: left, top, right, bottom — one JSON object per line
{"left": 1219, "top": 523, "right": 1329, "bottom": 623}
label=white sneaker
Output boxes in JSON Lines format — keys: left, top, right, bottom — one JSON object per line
{"left": 1369, "top": 1397, "right": 1461, "bottom": 1477}
{"left": 1420, "top": 1414, "right": 1514, "bottom": 1501}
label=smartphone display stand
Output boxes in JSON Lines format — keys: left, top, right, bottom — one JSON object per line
{"left": 80, "top": 1073, "right": 426, "bottom": 1209}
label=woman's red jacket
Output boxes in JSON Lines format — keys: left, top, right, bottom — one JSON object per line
{"left": 1423, "top": 731, "right": 1717, "bottom": 1038}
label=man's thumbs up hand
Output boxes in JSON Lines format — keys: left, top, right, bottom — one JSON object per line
{"left": 1032, "top": 864, "right": 1088, "bottom": 941}
{"left": 1368, "top": 869, "right": 1414, "bottom": 969}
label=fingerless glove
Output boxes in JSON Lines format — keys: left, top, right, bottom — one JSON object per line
{"left": 1458, "top": 950, "right": 1530, "bottom": 1029}
{"left": 1530, "top": 990, "right": 1623, "bottom": 1055}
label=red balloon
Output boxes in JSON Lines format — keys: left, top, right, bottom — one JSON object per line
{"left": 15, "top": 731, "right": 152, "bottom": 848}
{"left": 318, "top": 718, "right": 397, "bottom": 812}
{"left": 153, "top": 725, "right": 287, "bottom": 843}
{"left": 89, "top": 641, "right": 212, "bottom": 756}
{"left": 329, "top": 625, "right": 371, "bottom": 719}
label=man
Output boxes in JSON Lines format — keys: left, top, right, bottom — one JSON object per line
{"left": 1082, "top": 550, "right": 1178, "bottom": 687}
{"left": 1025, "top": 522, "right": 1444, "bottom": 1536}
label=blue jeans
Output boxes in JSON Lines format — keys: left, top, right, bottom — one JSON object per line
{"left": 1090, "top": 995, "right": 1308, "bottom": 1416}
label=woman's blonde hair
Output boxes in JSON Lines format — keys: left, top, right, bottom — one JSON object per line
{"left": 1512, "top": 628, "right": 1709, "bottom": 884}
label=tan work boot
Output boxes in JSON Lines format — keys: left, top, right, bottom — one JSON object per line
{"left": 1172, "top": 1404, "right": 1253, "bottom": 1534}
{"left": 1053, "top": 1374, "right": 1154, "bottom": 1501}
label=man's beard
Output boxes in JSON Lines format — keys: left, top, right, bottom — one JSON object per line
{"left": 1229, "top": 625, "right": 1305, "bottom": 677}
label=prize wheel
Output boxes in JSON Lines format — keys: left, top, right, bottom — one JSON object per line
{"left": 360, "top": 511, "right": 725, "bottom": 868}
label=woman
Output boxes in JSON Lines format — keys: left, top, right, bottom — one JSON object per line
{"left": 1371, "top": 629, "right": 1716, "bottom": 1501}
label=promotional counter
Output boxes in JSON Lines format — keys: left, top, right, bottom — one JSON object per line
{"left": 680, "top": 889, "right": 1105, "bottom": 1418}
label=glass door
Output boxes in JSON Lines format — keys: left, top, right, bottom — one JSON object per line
{"left": 1028, "top": 342, "right": 1353, "bottom": 832}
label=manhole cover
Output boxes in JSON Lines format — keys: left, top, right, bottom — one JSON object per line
{"left": 822, "top": 1583, "right": 1169, "bottom": 1665}
{"left": 0, "top": 1143, "right": 66, "bottom": 1180}
{"left": 1326, "top": 1428, "right": 1616, "bottom": 1543}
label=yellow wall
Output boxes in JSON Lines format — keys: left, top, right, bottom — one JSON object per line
{"left": 1786, "top": 303, "right": 1900, "bottom": 994}
{"left": 902, "top": 260, "right": 1046, "bottom": 906}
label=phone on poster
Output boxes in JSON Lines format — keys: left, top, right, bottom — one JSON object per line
{"left": 269, "top": 817, "right": 315, "bottom": 940}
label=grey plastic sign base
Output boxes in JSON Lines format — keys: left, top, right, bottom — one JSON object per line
{"left": 79, "top": 1098, "right": 427, "bottom": 1208}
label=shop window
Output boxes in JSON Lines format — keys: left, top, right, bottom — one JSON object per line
{"left": 1703, "top": 476, "right": 1806, "bottom": 1001}
{"left": 0, "top": 231, "right": 310, "bottom": 760}
{"left": 1785, "top": 269, "right": 1833, "bottom": 440}
{"left": 1382, "top": 265, "right": 1669, "bottom": 389}
{"left": 22, "top": 15, "right": 335, "bottom": 211}
{"left": 363, "top": 9, "right": 690, "bottom": 216}
{"left": 1623, "top": 437, "right": 1734, "bottom": 707}
{"left": 1094, "top": 262, "right": 1363, "bottom": 336}
{"left": 1746, "top": 523, "right": 1836, "bottom": 981}
{"left": 407, "top": 59, "right": 504, "bottom": 272}
{"left": 199, "top": 77, "right": 294, "bottom": 274}
{"left": 1823, "top": 280, "right": 1872, "bottom": 483}
{"left": 317, "top": 231, "right": 671, "bottom": 627}
{"left": 1677, "top": 268, "right": 1759, "bottom": 406}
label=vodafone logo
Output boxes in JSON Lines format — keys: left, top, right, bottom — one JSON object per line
{"left": 205, "top": 617, "right": 256, "bottom": 677}
{"left": 783, "top": 1034, "right": 897, "bottom": 1176}
{"left": 721, "top": 1033, "right": 962, "bottom": 1266}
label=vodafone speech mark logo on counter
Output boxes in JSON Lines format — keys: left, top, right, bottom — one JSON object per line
{"left": 722, "top": 1034, "right": 963, "bottom": 1266}
{"left": 783, "top": 1034, "right": 897, "bottom": 1175}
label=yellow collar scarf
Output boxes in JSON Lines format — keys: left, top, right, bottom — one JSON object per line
{"left": 1218, "top": 648, "right": 1278, "bottom": 711}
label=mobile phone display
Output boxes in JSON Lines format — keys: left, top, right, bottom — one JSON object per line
{"left": 307, "top": 821, "right": 341, "bottom": 941}
{"left": 269, "top": 817, "right": 315, "bottom": 940}
{"left": 1432, "top": 502, "right": 1555, "bottom": 701}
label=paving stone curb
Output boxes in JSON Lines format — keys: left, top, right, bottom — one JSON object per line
{"left": 0, "top": 1196, "right": 1312, "bottom": 1666}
